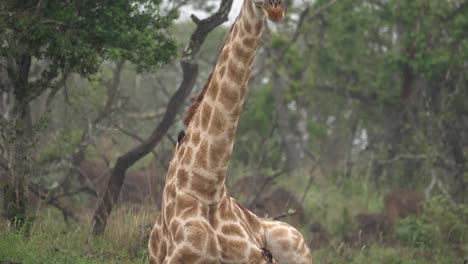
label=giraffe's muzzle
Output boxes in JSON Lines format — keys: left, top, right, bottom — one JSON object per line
{"left": 263, "top": 0, "right": 285, "bottom": 22}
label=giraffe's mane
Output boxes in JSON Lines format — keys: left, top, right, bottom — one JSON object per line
{"left": 183, "top": 17, "right": 239, "bottom": 127}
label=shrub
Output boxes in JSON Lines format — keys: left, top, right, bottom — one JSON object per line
{"left": 395, "top": 216, "right": 439, "bottom": 248}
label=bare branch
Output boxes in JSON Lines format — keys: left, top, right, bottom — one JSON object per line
{"left": 378, "top": 153, "right": 428, "bottom": 165}
{"left": 29, "top": 184, "right": 79, "bottom": 222}
{"left": 273, "top": 210, "right": 298, "bottom": 221}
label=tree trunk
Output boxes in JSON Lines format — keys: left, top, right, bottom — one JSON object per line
{"left": 91, "top": 0, "right": 233, "bottom": 235}
{"left": 3, "top": 54, "right": 33, "bottom": 228}
{"left": 444, "top": 120, "right": 467, "bottom": 202}
{"left": 271, "top": 69, "right": 301, "bottom": 172}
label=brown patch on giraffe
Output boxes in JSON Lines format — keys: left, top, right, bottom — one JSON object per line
{"left": 191, "top": 131, "right": 201, "bottom": 147}
{"left": 232, "top": 25, "right": 239, "bottom": 38}
{"left": 174, "top": 246, "right": 200, "bottom": 263}
{"left": 279, "top": 239, "right": 291, "bottom": 251}
{"left": 194, "top": 139, "right": 209, "bottom": 169}
{"left": 165, "top": 201, "right": 175, "bottom": 222}
{"left": 242, "top": 18, "right": 252, "bottom": 34}
{"left": 226, "top": 126, "right": 237, "bottom": 141}
{"left": 227, "top": 60, "right": 244, "bottom": 85}
{"left": 219, "top": 237, "right": 248, "bottom": 260}
{"left": 208, "top": 207, "right": 219, "bottom": 229}
{"left": 255, "top": 21, "right": 263, "bottom": 34}
{"left": 218, "top": 47, "right": 230, "bottom": 65}
{"left": 209, "top": 138, "right": 228, "bottom": 169}
{"left": 176, "top": 193, "right": 196, "bottom": 212}
{"left": 222, "top": 223, "right": 245, "bottom": 237}
{"left": 176, "top": 195, "right": 199, "bottom": 219}
{"left": 170, "top": 218, "right": 181, "bottom": 231}
{"left": 167, "top": 161, "right": 176, "bottom": 178}
{"left": 177, "top": 169, "right": 189, "bottom": 188}
{"left": 218, "top": 83, "right": 239, "bottom": 111}
{"left": 208, "top": 107, "right": 227, "bottom": 135}
{"left": 206, "top": 234, "right": 218, "bottom": 257}
{"left": 187, "top": 229, "right": 207, "bottom": 252}
{"left": 173, "top": 224, "right": 185, "bottom": 243}
{"left": 228, "top": 104, "right": 242, "bottom": 123}
{"left": 158, "top": 240, "right": 167, "bottom": 263}
{"left": 165, "top": 181, "right": 176, "bottom": 199}
{"left": 183, "top": 73, "right": 212, "bottom": 127}
{"left": 218, "top": 66, "right": 226, "bottom": 79}
{"left": 248, "top": 249, "right": 260, "bottom": 262}
{"left": 200, "top": 103, "right": 213, "bottom": 130}
{"left": 233, "top": 44, "right": 250, "bottom": 65}
{"left": 271, "top": 228, "right": 288, "bottom": 237}
{"left": 214, "top": 168, "right": 226, "bottom": 185}
{"left": 181, "top": 146, "right": 193, "bottom": 166}
{"left": 243, "top": 37, "right": 257, "bottom": 49}
{"left": 190, "top": 172, "right": 217, "bottom": 200}
{"left": 180, "top": 204, "right": 199, "bottom": 219}
{"left": 207, "top": 78, "right": 220, "bottom": 100}
{"left": 220, "top": 205, "right": 236, "bottom": 221}
{"left": 149, "top": 229, "right": 160, "bottom": 251}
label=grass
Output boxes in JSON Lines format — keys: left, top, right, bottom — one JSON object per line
{"left": 0, "top": 205, "right": 158, "bottom": 264}
{"left": 0, "top": 175, "right": 466, "bottom": 263}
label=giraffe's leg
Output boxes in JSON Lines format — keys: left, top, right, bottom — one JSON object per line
{"left": 164, "top": 220, "right": 220, "bottom": 264}
{"left": 262, "top": 220, "right": 312, "bottom": 264}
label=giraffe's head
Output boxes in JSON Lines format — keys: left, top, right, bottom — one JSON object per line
{"left": 254, "top": 0, "right": 285, "bottom": 22}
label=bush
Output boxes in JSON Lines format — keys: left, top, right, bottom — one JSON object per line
{"left": 396, "top": 194, "right": 468, "bottom": 249}
{"left": 395, "top": 216, "right": 439, "bottom": 248}
{"left": 423, "top": 195, "right": 468, "bottom": 244}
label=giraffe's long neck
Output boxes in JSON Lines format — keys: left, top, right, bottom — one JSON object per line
{"left": 175, "top": 0, "right": 265, "bottom": 204}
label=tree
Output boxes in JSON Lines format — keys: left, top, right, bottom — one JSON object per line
{"left": 91, "top": 0, "right": 234, "bottom": 235}
{"left": 0, "top": 0, "right": 177, "bottom": 227}
{"left": 303, "top": 0, "right": 468, "bottom": 198}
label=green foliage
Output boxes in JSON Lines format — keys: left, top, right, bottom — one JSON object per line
{"left": 234, "top": 84, "right": 284, "bottom": 169}
{"left": 270, "top": 34, "right": 289, "bottom": 50}
{"left": 395, "top": 217, "right": 439, "bottom": 248}
{"left": 423, "top": 195, "right": 468, "bottom": 244}
{"left": 37, "top": 129, "right": 83, "bottom": 163}
{"left": 1, "top": 0, "right": 178, "bottom": 76}
{"left": 306, "top": 119, "right": 327, "bottom": 146}
{"left": 395, "top": 195, "right": 468, "bottom": 248}
{"left": 242, "top": 84, "right": 275, "bottom": 135}
{"left": 337, "top": 207, "right": 354, "bottom": 237}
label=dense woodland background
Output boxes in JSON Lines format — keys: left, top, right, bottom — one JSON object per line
{"left": 1, "top": 0, "right": 467, "bottom": 263}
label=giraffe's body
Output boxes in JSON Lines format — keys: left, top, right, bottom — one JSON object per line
{"left": 149, "top": 1, "right": 312, "bottom": 263}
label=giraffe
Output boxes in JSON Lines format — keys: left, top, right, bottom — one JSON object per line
{"left": 148, "top": 0, "right": 312, "bottom": 263}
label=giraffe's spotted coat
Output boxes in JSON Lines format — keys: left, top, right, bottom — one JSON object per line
{"left": 149, "top": 1, "right": 312, "bottom": 263}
